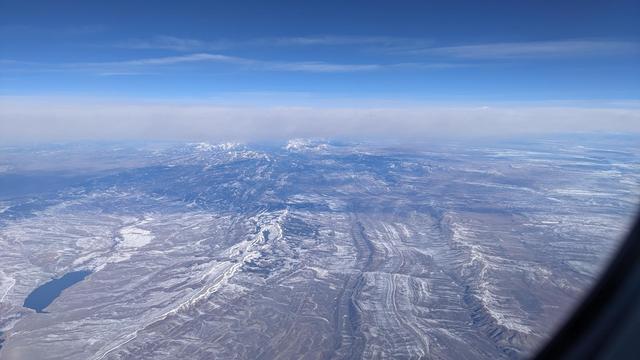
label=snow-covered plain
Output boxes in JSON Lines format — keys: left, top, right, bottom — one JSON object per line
{"left": 0, "top": 136, "right": 638, "bottom": 359}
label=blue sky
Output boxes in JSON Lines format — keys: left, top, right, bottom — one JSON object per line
{"left": 0, "top": 1, "right": 639, "bottom": 142}
{"left": 1, "top": 0, "right": 639, "bottom": 102}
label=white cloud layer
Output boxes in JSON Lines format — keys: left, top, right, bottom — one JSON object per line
{"left": 1, "top": 97, "right": 639, "bottom": 143}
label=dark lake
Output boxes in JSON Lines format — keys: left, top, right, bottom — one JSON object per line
{"left": 23, "top": 270, "right": 91, "bottom": 313}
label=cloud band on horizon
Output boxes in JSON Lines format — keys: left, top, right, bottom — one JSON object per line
{"left": 1, "top": 97, "right": 639, "bottom": 143}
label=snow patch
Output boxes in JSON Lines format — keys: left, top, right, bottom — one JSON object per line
{"left": 285, "top": 138, "right": 329, "bottom": 152}
{"left": 193, "top": 142, "right": 242, "bottom": 152}
{"left": 119, "top": 226, "right": 153, "bottom": 248}
{"left": 308, "top": 266, "right": 330, "bottom": 279}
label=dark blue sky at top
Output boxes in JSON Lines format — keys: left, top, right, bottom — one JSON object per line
{"left": 0, "top": 0, "right": 638, "bottom": 102}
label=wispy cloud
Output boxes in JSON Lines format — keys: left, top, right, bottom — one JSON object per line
{"left": 114, "top": 36, "right": 231, "bottom": 52}
{"left": 97, "top": 71, "right": 149, "bottom": 77}
{"left": 267, "top": 61, "right": 382, "bottom": 72}
{"left": 115, "top": 35, "right": 432, "bottom": 52}
{"left": 2, "top": 53, "right": 456, "bottom": 74}
{"left": 96, "top": 53, "right": 247, "bottom": 67}
{"left": 265, "top": 35, "right": 429, "bottom": 48}
{"left": 413, "top": 40, "right": 640, "bottom": 59}
{"left": 5, "top": 37, "right": 634, "bottom": 77}
{"left": 114, "top": 36, "right": 639, "bottom": 61}
{"left": 94, "top": 53, "right": 464, "bottom": 73}
{"left": 89, "top": 53, "right": 384, "bottom": 73}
